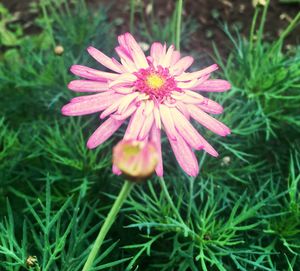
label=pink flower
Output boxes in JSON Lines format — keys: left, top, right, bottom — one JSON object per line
{"left": 62, "top": 33, "right": 231, "bottom": 177}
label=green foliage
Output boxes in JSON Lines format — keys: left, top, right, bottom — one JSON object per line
{"left": 126, "top": 178, "right": 267, "bottom": 271}
{"left": 279, "top": 0, "right": 300, "bottom": 3}
{"left": 264, "top": 151, "right": 300, "bottom": 256}
{"left": 214, "top": 2, "right": 300, "bottom": 140}
{"left": 0, "top": 0, "right": 299, "bottom": 270}
{"left": 36, "top": 0, "right": 114, "bottom": 56}
{"left": 38, "top": 120, "right": 111, "bottom": 172}
{"left": 0, "top": 0, "right": 115, "bottom": 124}
{"left": 0, "top": 179, "right": 130, "bottom": 271}
{"left": 0, "top": 4, "right": 23, "bottom": 46}
{"left": 0, "top": 0, "right": 116, "bottom": 183}
{"left": 131, "top": 1, "right": 198, "bottom": 49}
{"left": 0, "top": 118, "right": 21, "bottom": 191}
{"left": 140, "top": 15, "right": 198, "bottom": 49}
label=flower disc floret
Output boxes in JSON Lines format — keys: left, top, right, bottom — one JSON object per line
{"left": 134, "top": 66, "right": 180, "bottom": 103}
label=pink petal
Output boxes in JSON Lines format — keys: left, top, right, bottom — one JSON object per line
{"left": 161, "top": 45, "right": 175, "bottom": 67}
{"left": 87, "top": 118, "right": 125, "bottom": 149}
{"left": 162, "top": 43, "right": 167, "bottom": 55}
{"left": 150, "top": 125, "right": 163, "bottom": 176}
{"left": 112, "top": 164, "right": 122, "bottom": 175}
{"left": 193, "top": 79, "right": 231, "bottom": 92}
{"left": 196, "top": 133, "right": 219, "bottom": 157}
{"left": 146, "top": 56, "right": 153, "bottom": 63}
{"left": 117, "top": 34, "right": 132, "bottom": 58}
{"left": 170, "top": 108, "right": 203, "bottom": 150}
{"left": 192, "top": 74, "right": 210, "bottom": 87}
{"left": 125, "top": 33, "right": 149, "bottom": 68}
{"left": 68, "top": 80, "right": 108, "bottom": 92}
{"left": 189, "top": 105, "right": 230, "bottom": 136}
{"left": 117, "top": 92, "right": 140, "bottom": 114}
{"left": 171, "top": 91, "right": 186, "bottom": 100}
{"left": 166, "top": 130, "right": 199, "bottom": 177}
{"left": 138, "top": 111, "right": 154, "bottom": 140}
{"left": 70, "top": 65, "right": 118, "bottom": 81}
{"left": 177, "top": 79, "right": 199, "bottom": 89}
{"left": 150, "top": 42, "right": 164, "bottom": 66}
{"left": 111, "top": 103, "right": 137, "bottom": 120}
{"left": 112, "top": 57, "right": 124, "bottom": 68}
{"left": 87, "top": 46, "right": 124, "bottom": 73}
{"left": 173, "top": 94, "right": 202, "bottom": 104}
{"left": 175, "top": 101, "right": 190, "bottom": 120}
{"left": 170, "top": 56, "right": 194, "bottom": 76}
{"left": 143, "top": 100, "right": 154, "bottom": 116}
{"left": 115, "top": 46, "right": 137, "bottom": 72}
{"left": 113, "top": 86, "right": 134, "bottom": 94}
{"left": 100, "top": 99, "right": 122, "bottom": 119}
{"left": 159, "top": 104, "right": 176, "bottom": 140}
{"left": 109, "top": 73, "right": 137, "bottom": 88}
{"left": 124, "top": 103, "right": 146, "bottom": 140}
{"left": 175, "top": 64, "right": 218, "bottom": 81}
{"left": 184, "top": 90, "right": 205, "bottom": 102}
{"left": 69, "top": 91, "right": 114, "bottom": 103}
{"left": 198, "top": 98, "right": 224, "bottom": 114}
{"left": 62, "top": 93, "right": 121, "bottom": 116}
{"left": 170, "top": 50, "right": 181, "bottom": 66}
{"left": 136, "top": 93, "right": 149, "bottom": 103}
{"left": 153, "top": 106, "right": 161, "bottom": 129}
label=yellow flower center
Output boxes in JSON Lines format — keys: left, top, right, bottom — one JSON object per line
{"left": 146, "top": 74, "right": 165, "bottom": 89}
{"left": 122, "top": 144, "right": 141, "bottom": 156}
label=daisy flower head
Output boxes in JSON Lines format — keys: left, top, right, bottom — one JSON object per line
{"left": 62, "top": 33, "right": 231, "bottom": 177}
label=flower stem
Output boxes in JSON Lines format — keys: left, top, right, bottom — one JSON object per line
{"left": 129, "top": 0, "right": 136, "bottom": 34}
{"left": 272, "top": 10, "right": 300, "bottom": 53}
{"left": 175, "top": 0, "right": 183, "bottom": 50}
{"left": 82, "top": 180, "right": 134, "bottom": 271}
{"left": 158, "top": 177, "right": 184, "bottom": 224}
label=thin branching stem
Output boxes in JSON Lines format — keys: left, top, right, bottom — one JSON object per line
{"left": 158, "top": 177, "right": 185, "bottom": 224}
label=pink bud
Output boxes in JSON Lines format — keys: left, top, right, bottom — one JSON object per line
{"left": 112, "top": 139, "right": 159, "bottom": 182}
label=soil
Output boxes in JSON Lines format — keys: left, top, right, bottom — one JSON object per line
{"left": 96, "top": 0, "right": 300, "bottom": 56}
{"left": 1, "top": 0, "right": 300, "bottom": 57}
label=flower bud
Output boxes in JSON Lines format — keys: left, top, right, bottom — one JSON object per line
{"left": 54, "top": 45, "right": 64, "bottom": 55}
{"left": 138, "top": 42, "right": 150, "bottom": 52}
{"left": 252, "top": 0, "right": 266, "bottom": 7}
{"left": 112, "top": 139, "right": 159, "bottom": 182}
{"left": 221, "top": 156, "right": 231, "bottom": 166}
{"left": 26, "top": 256, "right": 39, "bottom": 268}
{"left": 145, "top": 3, "right": 153, "bottom": 15}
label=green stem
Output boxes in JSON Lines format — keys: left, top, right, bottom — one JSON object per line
{"left": 187, "top": 177, "right": 194, "bottom": 220}
{"left": 175, "top": 0, "right": 183, "bottom": 50}
{"left": 158, "top": 177, "right": 184, "bottom": 224}
{"left": 270, "top": 11, "right": 300, "bottom": 55}
{"left": 82, "top": 181, "right": 134, "bottom": 271}
{"left": 249, "top": 7, "right": 259, "bottom": 51}
{"left": 277, "top": 11, "right": 300, "bottom": 44}
{"left": 129, "top": 0, "right": 136, "bottom": 34}
{"left": 257, "top": 0, "right": 270, "bottom": 44}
